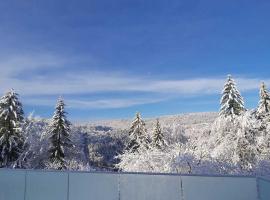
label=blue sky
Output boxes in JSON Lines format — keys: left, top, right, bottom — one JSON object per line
{"left": 0, "top": 0, "right": 270, "bottom": 121}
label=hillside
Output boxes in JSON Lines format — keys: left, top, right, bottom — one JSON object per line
{"left": 88, "top": 112, "right": 218, "bottom": 137}
{"left": 5, "top": 109, "right": 270, "bottom": 175}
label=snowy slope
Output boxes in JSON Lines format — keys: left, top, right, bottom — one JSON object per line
{"left": 87, "top": 112, "right": 217, "bottom": 138}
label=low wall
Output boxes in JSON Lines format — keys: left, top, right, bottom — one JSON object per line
{"left": 0, "top": 169, "right": 267, "bottom": 200}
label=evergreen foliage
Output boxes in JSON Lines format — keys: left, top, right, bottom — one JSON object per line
{"left": 219, "top": 75, "right": 245, "bottom": 117}
{"left": 126, "top": 112, "right": 149, "bottom": 152}
{"left": 0, "top": 89, "right": 25, "bottom": 167}
{"left": 236, "top": 116, "right": 258, "bottom": 171}
{"left": 257, "top": 82, "right": 270, "bottom": 115}
{"left": 152, "top": 119, "right": 165, "bottom": 148}
{"left": 0, "top": 74, "right": 270, "bottom": 174}
{"left": 48, "top": 97, "right": 72, "bottom": 169}
{"left": 237, "top": 136, "right": 257, "bottom": 171}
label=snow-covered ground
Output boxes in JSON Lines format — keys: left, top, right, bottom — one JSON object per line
{"left": 89, "top": 112, "right": 217, "bottom": 138}
{"left": 2, "top": 107, "right": 270, "bottom": 176}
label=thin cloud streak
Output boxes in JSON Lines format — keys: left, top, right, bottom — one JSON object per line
{"left": 23, "top": 97, "right": 167, "bottom": 109}
{"left": 2, "top": 75, "right": 268, "bottom": 96}
{"left": 0, "top": 53, "right": 66, "bottom": 76}
{"left": 0, "top": 53, "right": 269, "bottom": 109}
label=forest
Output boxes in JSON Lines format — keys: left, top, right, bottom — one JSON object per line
{"left": 1, "top": 75, "right": 270, "bottom": 175}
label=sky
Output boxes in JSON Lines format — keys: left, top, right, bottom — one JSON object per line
{"left": 0, "top": 0, "right": 270, "bottom": 121}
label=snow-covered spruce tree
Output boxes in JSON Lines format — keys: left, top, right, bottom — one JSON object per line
{"left": 257, "top": 82, "right": 270, "bottom": 116}
{"left": 258, "top": 119, "right": 270, "bottom": 161}
{"left": 236, "top": 114, "right": 258, "bottom": 171}
{"left": 47, "top": 97, "right": 72, "bottom": 169}
{"left": 126, "top": 112, "right": 149, "bottom": 152}
{"left": 152, "top": 119, "right": 166, "bottom": 149}
{"left": 252, "top": 82, "right": 270, "bottom": 163}
{"left": 210, "top": 111, "right": 258, "bottom": 172}
{"left": 219, "top": 75, "right": 245, "bottom": 117}
{"left": 0, "top": 89, "right": 25, "bottom": 168}
{"left": 237, "top": 136, "right": 257, "bottom": 171}
{"left": 21, "top": 114, "right": 49, "bottom": 169}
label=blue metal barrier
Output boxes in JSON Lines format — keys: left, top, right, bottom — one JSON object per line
{"left": 257, "top": 177, "right": 270, "bottom": 200}
{"left": 0, "top": 169, "right": 267, "bottom": 200}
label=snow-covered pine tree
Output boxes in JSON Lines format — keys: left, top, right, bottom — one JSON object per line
{"left": 21, "top": 114, "right": 49, "bottom": 169}
{"left": 237, "top": 136, "right": 257, "bottom": 171}
{"left": 152, "top": 119, "right": 166, "bottom": 149}
{"left": 219, "top": 75, "right": 245, "bottom": 117}
{"left": 126, "top": 112, "right": 149, "bottom": 152}
{"left": 258, "top": 115, "right": 270, "bottom": 161}
{"left": 257, "top": 82, "right": 270, "bottom": 116}
{"left": 0, "top": 89, "right": 25, "bottom": 167}
{"left": 236, "top": 122, "right": 258, "bottom": 172}
{"left": 210, "top": 110, "right": 259, "bottom": 172}
{"left": 47, "top": 97, "right": 72, "bottom": 169}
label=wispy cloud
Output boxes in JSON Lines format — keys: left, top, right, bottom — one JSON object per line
{"left": 23, "top": 97, "right": 167, "bottom": 109}
{"left": 0, "top": 53, "right": 66, "bottom": 76}
{"left": 0, "top": 53, "right": 268, "bottom": 109}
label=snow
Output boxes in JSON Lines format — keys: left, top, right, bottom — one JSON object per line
{"left": 0, "top": 89, "right": 25, "bottom": 167}
{"left": 257, "top": 82, "right": 270, "bottom": 115}
{"left": 1, "top": 77, "right": 270, "bottom": 176}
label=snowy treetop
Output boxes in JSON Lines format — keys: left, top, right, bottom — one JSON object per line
{"left": 219, "top": 75, "right": 245, "bottom": 117}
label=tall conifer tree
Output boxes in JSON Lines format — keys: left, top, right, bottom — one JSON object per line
{"left": 127, "top": 112, "right": 149, "bottom": 152}
{"left": 257, "top": 82, "right": 270, "bottom": 115}
{"left": 0, "top": 89, "right": 25, "bottom": 167}
{"left": 219, "top": 75, "right": 245, "bottom": 117}
{"left": 152, "top": 119, "right": 165, "bottom": 148}
{"left": 48, "top": 97, "right": 72, "bottom": 169}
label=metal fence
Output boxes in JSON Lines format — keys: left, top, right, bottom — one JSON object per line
{"left": 0, "top": 169, "right": 268, "bottom": 200}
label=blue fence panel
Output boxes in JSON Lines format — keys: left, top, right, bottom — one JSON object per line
{"left": 25, "top": 171, "right": 68, "bottom": 200}
{"left": 1, "top": 169, "right": 269, "bottom": 200}
{"left": 69, "top": 172, "right": 119, "bottom": 200}
{"left": 119, "top": 173, "right": 181, "bottom": 200}
{"left": 258, "top": 177, "right": 270, "bottom": 200}
{"left": 181, "top": 175, "right": 257, "bottom": 200}
{"left": 0, "top": 170, "right": 25, "bottom": 200}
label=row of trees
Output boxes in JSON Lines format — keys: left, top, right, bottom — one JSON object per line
{"left": 219, "top": 74, "right": 270, "bottom": 117}
{"left": 124, "top": 74, "right": 270, "bottom": 155}
{"left": 211, "top": 75, "right": 270, "bottom": 171}
{"left": 0, "top": 89, "right": 165, "bottom": 171}
{"left": 118, "top": 75, "right": 270, "bottom": 174}
{"left": 1, "top": 74, "right": 270, "bottom": 174}
{"left": 127, "top": 112, "right": 166, "bottom": 152}
{"left": 0, "top": 90, "right": 72, "bottom": 169}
